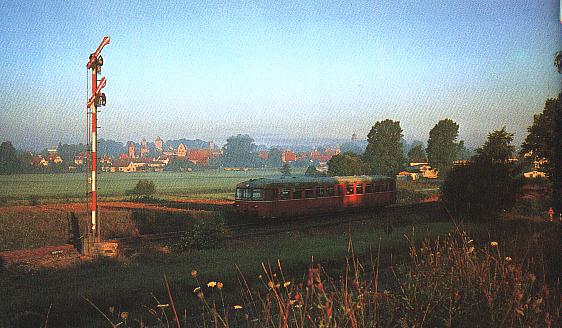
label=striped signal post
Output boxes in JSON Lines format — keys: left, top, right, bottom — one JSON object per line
{"left": 86, "top": 36, "right": 110, "bottom": 243}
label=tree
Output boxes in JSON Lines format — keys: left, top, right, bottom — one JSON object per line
{"left": 339, "top": 142, "right": 363, "bottom": 155}
{"left": 363, "top": 119, "right": 405, "bottom": 175}
{"left": 280, "top": 163, "right": 292, "bottom": 176}
{"left": 474, "top": 127, "right": 514, "bottom": 164}
{"left": 328, "top": 152, "right": 367, "bottom": 176}
{"left": 456, "top": 140, "right": 473, "bottom": 160}
{"left": 441, "top": 128, "right": 521, "bottom": 221}
{"left": 426, "top": 119, "right": 461, "bottom": 175}
{"left": 554, "top": 51, "right": 562, "bottom": 74}
{"left": 267, "top": 148, "right": 283, "bottom": 168}
{"left": 222, "top": 134, "right": 258, "bottom": 168}
{"left": 521, "top": 92, "right": 562, "bottom": 212}
{"left": 407, "top": 144, "right": 427, "bottom": 163}
{"left": 305, "top": 165, "right": 323, "bottom": 176}
{"left": 0, "top": 141, "right": 20, "bottom": 174}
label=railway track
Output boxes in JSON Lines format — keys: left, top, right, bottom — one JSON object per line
{"left": 117, "top": 201, "right": 444, "bottom": 250}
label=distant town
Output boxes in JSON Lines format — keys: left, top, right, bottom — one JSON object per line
{"left": 10, "top": 133, "right": 374, "bottom": 174}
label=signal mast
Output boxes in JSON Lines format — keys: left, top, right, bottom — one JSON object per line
{"left": 86, "top": 37, "right": 110, "bottom": 243}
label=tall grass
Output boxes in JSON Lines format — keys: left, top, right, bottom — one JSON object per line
{"left": 89, "top": 225, "right": 560, "bottom": 327}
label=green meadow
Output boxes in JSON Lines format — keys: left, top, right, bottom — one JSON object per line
{"left": 0, "top": 169, "right": 304, "bottom": 202}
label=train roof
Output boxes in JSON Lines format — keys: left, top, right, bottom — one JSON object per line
{"left": 236, "top": 175, "right": 393, "bottom": 188}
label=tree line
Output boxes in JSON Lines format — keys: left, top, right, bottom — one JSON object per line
{"left": 326, "top": 118, "right": 468, "bottom": 177}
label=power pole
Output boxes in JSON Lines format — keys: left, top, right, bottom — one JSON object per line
{"left": 86, "top": 36, "right": 110, "bottom": 243}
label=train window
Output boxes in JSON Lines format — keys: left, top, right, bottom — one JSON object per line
{"left": 316, "top": 187, "right": 324, "bottom": 197}
{"left": 236, "top": 188, "right": 243, "bottom": 199}
{"left": 280, "top": 188, "right": 290, "bottom": 200}
{"left": 365, "top": 184, "right": 373, "bottom": 193}
{"left": 251, "top": 189, "right": 263, "bottom": 200}
{"left": 346, "top": 185, "right": 354, "bottom": 195}
{"left": 304, "top": 189, "right": 314, "bottom": 198}
{"left": 326, "top": 186, "right": 335, "bottom": 196}
{"left": 356, "top": 184, "right": 363, "bottom": 194}
{"left": 293, "top": 189, "right": 303, "bottom": 199}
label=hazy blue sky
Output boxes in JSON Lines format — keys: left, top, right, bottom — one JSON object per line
{"left": 0, "top": 0, "right": 560, "bottom": 150}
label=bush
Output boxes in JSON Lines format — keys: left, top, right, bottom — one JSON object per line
{"left": 127, "top": 179, "right": 156, "bottom": 201}
{"left": 173, "top": 213, "right": 225, "bottom": 251}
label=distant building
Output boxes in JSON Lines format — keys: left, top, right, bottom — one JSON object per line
{"left": 257, "top": 150, "right": 269, "bottom": 160}
{"left": 31, "top": 155, "right": 48, "bottom": 167}
{"left": 140, "top": 138, "right": 149, "bottom": 158}
{"left": 155, "top": 136, "right": 163, "bottom": 152}
{"left": 351, "top": 133, "right": 357, "bottom": 142}
{"left": 187, "top": 149, "right": 213, "bottom": 165}
{"left": 47, "top": 153, "right": 63, "bottom": 164}
{"left": 281, "top": 150, "right": 296, "bottom": 162}
{"left": 177, "top": 143, "right": 187, "bottom": 157}
{"left": 128, "top": 141, "right": 135, "bottom": 159}
{"left": 74, "top": 152, "right": 88, "bottom": 166}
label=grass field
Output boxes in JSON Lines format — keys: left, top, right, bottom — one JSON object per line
{"left": 0, "top": 169, "right": 439, "bottom": 204}
{"left": 0, "top": 169, "right": 305, "bottom": 202}
{"left": 0, "top": 221, "right": 454, "bottom": 327}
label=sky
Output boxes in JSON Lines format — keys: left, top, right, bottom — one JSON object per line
{"left": 0, "top": 0, "right": 560, "bottom": 151}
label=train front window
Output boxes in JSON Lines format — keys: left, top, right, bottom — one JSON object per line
{"left": 356, "top": 184, "right": 363, "bottom": 194}
{"left": 236, "top": 188, "right": 252, "bottom": 200}
{"left": 346, "top": 185, "right": 354, "bottom": 195}
{"left": 251, "top": 189, "right": 263, "bottom": 200}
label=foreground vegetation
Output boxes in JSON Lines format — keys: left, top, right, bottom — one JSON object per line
{"left": 1, "top": 221, "right": 452, "bottom": 327}
{"left": 2, "top": 217, "right": 559, "bottom": 327}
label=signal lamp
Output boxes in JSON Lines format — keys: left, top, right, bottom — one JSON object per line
{"left": 95, "top": 93, "right": 106, "bottom": 107}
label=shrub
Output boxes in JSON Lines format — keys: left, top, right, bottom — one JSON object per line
{"left": 127, "top": 179, "right": 156, "bottom": 201}
{"left": 173, "top": 213, "right": 225, "bottom": 251}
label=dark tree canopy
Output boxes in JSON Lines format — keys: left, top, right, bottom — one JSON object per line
{"left": 521, "top": 92, "right": 562, "bottom": 212}
{"left": 222, "top": 134, "right": 258, "bottom": 168}
{"left": 407, "top": 144, "right": 427, "bottom": 163}
{"left": 475, "top": 127, "right": 515, "bottom": 164}
{"left": 362, "top": 119, "right": 405, "bottom": 175}
{"left": 339, "top": 142, "right": 363, "bottom": 155}
{"left": 426, "top": 119, "right": 461, "bottom": 175}
{"left": 441, "top": 127, "right": 521, "bottom": 221}
{"left": 521, "top": 95, "right": 560, "bottom": 174}
{"left": 328, "top": 152, "right": 367, "bottom": 176}
{"left": 57, "top": 142, "right": 85, "bottom": 164}
{"left": 267, "top": 148, "right": 283, "bottom": 168}
{"left": 0, "top": 141, "right": 20, "bottom": 175}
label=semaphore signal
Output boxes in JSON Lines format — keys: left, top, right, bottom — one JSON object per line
{"left": 86, "top": 36, "right": 110, "bottom": 244}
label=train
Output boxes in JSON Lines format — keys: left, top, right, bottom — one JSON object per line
{"left": 234, "top": 175, "right": 396, "bottom": 218}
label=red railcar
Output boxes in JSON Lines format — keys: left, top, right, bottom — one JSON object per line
{"left": 234, "top": 175, "right": 396, "bottom": 218}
